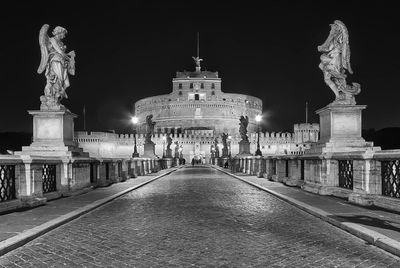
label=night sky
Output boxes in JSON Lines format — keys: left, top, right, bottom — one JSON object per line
{"left": 0, "top": 1, "right": 399, "bottom": 134}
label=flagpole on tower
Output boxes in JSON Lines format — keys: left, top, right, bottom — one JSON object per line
{"left": 305, "top": 101, "right": 308, "bottom": 124}
{"left": 83, "top": 105, "right": 86, "bottom": 131}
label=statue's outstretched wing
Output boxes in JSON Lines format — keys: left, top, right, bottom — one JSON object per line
{"left": 37, "top": 24, "right": 50, "bottom": 74}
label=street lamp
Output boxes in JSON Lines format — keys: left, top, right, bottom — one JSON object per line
{"left": 131, "top": 116, "right": 139, "bottom": 158}
{"left": 255, "top": 114, "right": 262, "bottom": 156}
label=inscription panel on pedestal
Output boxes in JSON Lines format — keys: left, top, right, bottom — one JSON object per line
{"left": 332, "top": 112, "right": 359, "bottom": 137}
{"left": 36, "top": 118, "right": 62, "bottom": 140}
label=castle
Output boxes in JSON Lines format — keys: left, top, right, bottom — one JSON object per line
{"left": 75, "top": 57, "right": 319, "bottom": 162}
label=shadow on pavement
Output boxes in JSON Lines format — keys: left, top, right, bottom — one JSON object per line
{"left": 330, "top": 214, "right": 400, "bottom": 232}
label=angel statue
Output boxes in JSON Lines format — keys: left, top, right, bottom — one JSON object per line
{"left": 239, "top": 116, "right": 249, "bottom": 142}
{"left": 221, "top": 133, "right": 229, "bottom": 157}
{"left": 145, "top": 114, "right": 156, "bottom": 144}
{"left": 318, "top": 20, "right": 360, "bottom": 105}
{"left": 192, "top": 56, "right": 203, "bottom": 68}
{"left": 37, "top": 24, "right": 76, "bottom": 110}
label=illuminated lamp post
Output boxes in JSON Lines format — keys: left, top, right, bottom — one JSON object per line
{"left": 255, "top": 114, "right": 262, "bottom": 156}
{"left": 131, "top": 116, "right": 139, "bottom": 158}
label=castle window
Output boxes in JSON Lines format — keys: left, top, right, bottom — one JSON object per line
{"left": 190, "top": 83, "right": 193, "bottom": 89}
{"left": 178, "top": 91, "right": 182, "bottom": 96}
{"left": 201, "top": 83, "right": 204, "bottom": 89}
{"left": 178, "top": 83, "right": 182, "bottom": 89}
{"left": 211, "top": 91, "right": 215, "bottom": 95}
{"left": 211, "top": 83, "right": 215, "bottom": 89}
{"left": 195, "top": 94, "right": 199, "bottom": 101}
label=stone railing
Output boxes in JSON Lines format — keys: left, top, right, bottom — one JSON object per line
{"left": 227, "top": 149, "right": 400, "bottom": 213}
{"left": 0, "top": 154, "right": 169, "bottom": 213}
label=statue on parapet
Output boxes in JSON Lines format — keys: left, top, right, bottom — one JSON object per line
{"left": 221, "top": 133, "right": 229, "bottom": 157}
{"left": 239, "top": 116, "right": 249, "bottom": 142}
{"left": 214, "top": 137, "right": 220, "bottom": 158}
{"left": 165, "top": 133, "right": 173, "bottom": 158}
{"left": 192, "top": 56, "right": 203, "bottom": 68}
{"left": 37, "top": 24, "right": 76, "bottom": 110}
{"left": 174, "top": 141, "right": 180, "bottom": 158}
{"left": 318, "top": 20, "right": 360, "bottom": 105}
{"left": 145, "top": 115, "right": 156, "bottom": 144}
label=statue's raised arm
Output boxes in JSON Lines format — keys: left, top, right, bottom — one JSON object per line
{"left": 38, "top": 24, "right": 76, "bottom": 110}
{"left": 318, "top": 20, "right": 360, "bottom": 105}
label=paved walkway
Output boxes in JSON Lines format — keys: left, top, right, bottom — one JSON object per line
{"left": 1, "top": 166, "right": 400, "bottom": 267}
{"left": 215, "top": 166, "right": 400, "bottom": 258}
{"left": 0, "top": 168, "right": 178, "bottom": 256}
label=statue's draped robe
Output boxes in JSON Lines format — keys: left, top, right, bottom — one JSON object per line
{"left": 46, "top": 38, "right": 70, "bottom": 99}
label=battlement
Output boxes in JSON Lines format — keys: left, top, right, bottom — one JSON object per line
{"left": 175, "top": 70, "right": 219, "bottom": 79}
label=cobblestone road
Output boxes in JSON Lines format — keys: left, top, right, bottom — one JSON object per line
{"left": 1, "top": 166, "right": 400, "bottom": 267}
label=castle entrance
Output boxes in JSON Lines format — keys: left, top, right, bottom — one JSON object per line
{"left": 190, "top": 141, "right": 205, "bottom": 164}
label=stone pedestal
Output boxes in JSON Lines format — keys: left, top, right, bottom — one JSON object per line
{"left": 19, "top": 109, "right": 87, "bottom": 157}
{"left": 143, "top": 142, "right": 157, "bottom": 158}
{"left": 238, "top": 140, "right": 251, "bottom": 156}
{"left": 165, "top": 148, "right": 172, "bottom": 158}
{"left": 307, "top": 104, "right": 374, "bottom": 154}
{"left": 162, "top": 157, "right": 174, "bottom": 169}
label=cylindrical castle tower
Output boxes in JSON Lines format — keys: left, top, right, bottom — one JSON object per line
{"left": 134, "top": 58, "right": 262, "bottom": 136}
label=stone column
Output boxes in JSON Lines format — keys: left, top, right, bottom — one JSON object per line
{"left": 349, "top": 155, "right": 381, "bottom": 206}
{"left": 285, "top": 159, "right": 302, "bottom": 186}
{"left": 263, "top": 158, "right": 273, "bottom": 180}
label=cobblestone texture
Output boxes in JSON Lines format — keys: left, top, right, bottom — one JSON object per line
{"left": 1, "top": 166, "right": 400, "bottom": 267}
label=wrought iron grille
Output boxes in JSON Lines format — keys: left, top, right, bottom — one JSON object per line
{"left": 105, "top": 163, "right": 110, "bottom": 180}
{"left": 90, "top": 163, "right": 97, "bottom": 183}
{"left": 381, "top": 160, "right": 400, "bottom": 199}
{"left": 42, "top": 164, "right": 57, "bottom": 193}
{"left": 0, "top": 165, "right": 16, "bottom": 202}
{"left": 272, "top": 160, "right": 277, "bottom": 175}
{"left": 118, "top": 162, "right": 122, "bottom": 178}
{"left": 338, "top": 160, "right": 353, "bottom": 189}
{"left": 285, "top": 160, "right": 289, "bottom": 177}
{"left": 300, "top": 160, "right": 305, "bottom": 180}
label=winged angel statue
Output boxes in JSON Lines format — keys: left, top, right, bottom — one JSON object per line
{"left": 37, "top": 24, "right": 76, "bottom": 110}
{"left": 318, "top": 20, "right": 360, "bottom": 104}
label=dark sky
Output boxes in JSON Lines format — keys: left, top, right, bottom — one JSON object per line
{"left": 1, "top": 1, "right": 399, "bottom": 133}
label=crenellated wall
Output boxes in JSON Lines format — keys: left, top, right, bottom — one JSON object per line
{"left": 75, "top": 127, "right": 316, "bottom": 162}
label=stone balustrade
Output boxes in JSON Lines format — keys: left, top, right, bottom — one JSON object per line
{"left": 0, "top": 155, "right": 170, "bottom": 214}
{"left": 227, "top": 150, "right": 400, "bottom": 213}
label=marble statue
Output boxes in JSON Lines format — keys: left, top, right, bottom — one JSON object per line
{"left": 239, "top": 116, "right": 249, "bottom": 142}
{"left": 214, "top": 137, "right": 220, "bottom": 158}
{"left": 221, "top": 133, "right": 229, "bottom": 157}
{"left": 174, "top": 141, "right": 179, "bottom": 158}
{"left": 192, "top": 56, "right": 203, "bottom": 68}
{"left": 37, "top": 24, "right": 76, "bottom": 110}
{"left": 145, "top": 115, "right": 156, "bottom": 143}
{"left": 318, "top": 20, "right": 360, "bottom": 105}
{"left": 166, "top": 134, "right": 173, "bottom": 151}
{"left": 221, "top": 133, "right": 228, "bottom": 150}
